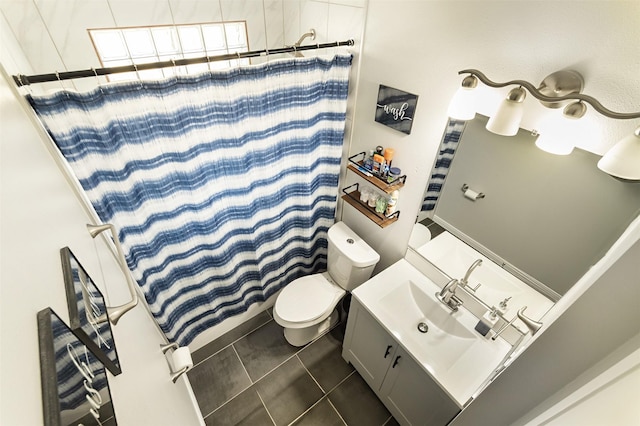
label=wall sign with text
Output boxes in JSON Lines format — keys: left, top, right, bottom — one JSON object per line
{"left": 374, "top": 85, "right": 419, "bottom": 135}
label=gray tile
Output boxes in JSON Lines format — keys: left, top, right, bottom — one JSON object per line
{"left": 192, "top": 311, "right": 272, "bottom": 365}
{"left": 293, "top": 398, "right": 345, "bottom": 426}
{"left": 188, "top": 346, "right": 252, "bottom": 416}
{"left": 328, "top": 372, "right": 391, "bottom": 426}
{"left": 255, "top": 357, "right": 324, "bottom": 426}
{"left": 204, "top": 386, "right": 273, "bottom": 426}
{"left": 234, "top": 320, "right": 298, "bottom": 381}
{"left": 298, "top": 330, "right": 353, "bottom": 392}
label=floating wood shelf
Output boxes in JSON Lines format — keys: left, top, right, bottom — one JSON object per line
{"left": 343, "top": 152, "right": 406, "bottom": 228}
{"left": 342, "top": 185, "right": 400, "bottom": 228}
{"left": 347, "top": 152, "right": 406, "bottom": 194}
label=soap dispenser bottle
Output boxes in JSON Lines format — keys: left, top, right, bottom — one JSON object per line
{"left": 475, "top": 307, "right": 500, "bottom": 337}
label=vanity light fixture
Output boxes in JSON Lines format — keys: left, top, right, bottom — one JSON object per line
{"left": 534, "top": 101, "right": 588, "bottom": 155}
{"left": 451, "top": 69, "right": 640, "bottom": 179}
{"left": 447, "top": 74, "right": 478, "bottom": 120}
{"left": 485, "top": 86, "right": 527, "bottom": 136}
{"left": 597, "top": 126, "right": 640, "bottom": 180}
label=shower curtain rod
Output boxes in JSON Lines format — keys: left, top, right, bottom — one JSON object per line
{"left": 12, "top": 38, "right": 354, "bottom": 87}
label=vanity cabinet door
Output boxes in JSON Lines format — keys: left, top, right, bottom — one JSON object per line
{"left": 342, "top": 301, "right": 398, "bottom": 391}
{"left": 343, "top": 298, "right": 461, "bottom": 426}
{"left": 380, "top": 346, "right": 460, "bottom": 426}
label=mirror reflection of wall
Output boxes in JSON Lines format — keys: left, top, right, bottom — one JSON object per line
{"left": 417, "top": 115, "right": 640, "bottom": 300}
{"left": 37, "top": 308, "right": 116, "bottom": 426}
{"left": 61, "top": 247, "right": 121, "bottom": 376}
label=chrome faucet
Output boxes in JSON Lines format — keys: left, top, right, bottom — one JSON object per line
{"left": 460, "top": 259, "right": 482, "bottom": 288}
{"left": 437, "top": 278, "right": 463, "bottom": 311}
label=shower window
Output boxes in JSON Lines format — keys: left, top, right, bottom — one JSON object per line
{"left": 88, "top": 22, "right": 249, "bottom": 81}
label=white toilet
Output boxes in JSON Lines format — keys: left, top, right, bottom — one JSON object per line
{"left": 273, "top": 221, "right": 380, "bottom": 346}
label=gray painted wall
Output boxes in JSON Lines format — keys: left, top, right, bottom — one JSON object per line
{"left": 434, "top": 115, "right": 640, "bottom": 297}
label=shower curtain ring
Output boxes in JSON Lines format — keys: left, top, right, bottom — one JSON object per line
{"left": 55, "top": 71, "right": 69, "bottom": 97}
{"left": 171, "top": 58, "right": 178, "bottom": 76}
{"left": 18, "top": 74, "right": 33, "bottom": 95}
{"left": 92, "top": 68, "right": 104, "bottom": 94}
{"left": 206, "top": 55, "right": 213, "bottom": 74}
{"left": 133, "top": 64, "right": 142, "bottom": 88}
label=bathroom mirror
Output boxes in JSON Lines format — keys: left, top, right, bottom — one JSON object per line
{"left": 37, "top": 307, "right": 117, "bottom": 426}
{"left": 414, "top": 114, "right": 640, "bottom": 300}
{"left": 61, "top": 247, "right": 121, "bottom": 375}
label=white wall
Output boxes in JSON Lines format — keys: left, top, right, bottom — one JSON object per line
{"left": 343, "top": 0, "right": 640, "bottom": 272}
{"left": 518, "top": 332, "right": 640, "bottom": 426}
{"left": 0, "top": 66, "right": 203, "bottom": 425}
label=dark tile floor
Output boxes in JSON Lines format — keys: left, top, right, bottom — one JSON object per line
{"left": 188, "top": 309, "right": 399, "bottom": 426}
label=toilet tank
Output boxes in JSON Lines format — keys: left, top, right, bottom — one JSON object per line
{"left": 327, "top": 222, "right": 380, "bottom": 291}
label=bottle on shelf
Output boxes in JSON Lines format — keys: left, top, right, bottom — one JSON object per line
{"left": 387, "top": 166, "right": 401, "bottom": 183}
{"left": 364, "top": 149, "right": 375, "bottom": 171}
{"left": 383, "top": 148, "right": 394, "bottom": 168}
{"left": 372, "top": 154, "right": 385, "bottom": 175}
{"left": 375, "top": 195, "right": 388, "bottom": 214}
{"left": 386, "top": 190, "right": 399, "bottom": 215}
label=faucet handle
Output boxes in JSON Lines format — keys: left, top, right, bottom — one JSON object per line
{"left": 467, "top": 282, "right": 482, "bottom": 293}
{"left": 439, "top": 278, "right": 458, "bottom": 297}
{"left": 499, "top": 296, "right": 512, "bottom": 309}
{"left": 449, "top": 294, "right": 464, "bottom": 311}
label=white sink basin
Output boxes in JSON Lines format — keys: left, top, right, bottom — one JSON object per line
{"left": 379, "top": 281, "right": 479, "bottom": 372}
{"left": 353, "top": 259, "right": 512, "bottom": 407}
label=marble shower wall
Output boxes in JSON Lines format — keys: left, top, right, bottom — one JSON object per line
{"left": 0, "top": 0, "right": 366, "bottom": 93}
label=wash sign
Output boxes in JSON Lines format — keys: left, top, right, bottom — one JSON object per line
{"left": 375, "top": 84, "right": 418, "bottom": 135}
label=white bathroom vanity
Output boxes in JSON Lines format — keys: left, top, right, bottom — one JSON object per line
{"left": 342, "top": 231, "right": 553, "bottom": 425}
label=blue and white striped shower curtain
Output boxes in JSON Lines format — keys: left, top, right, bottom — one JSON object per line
{"left": 30, "top": 54, "right": 352, "bottom": 345}
{"left": 422, "top": 119, "right": 466, "bottom": 211}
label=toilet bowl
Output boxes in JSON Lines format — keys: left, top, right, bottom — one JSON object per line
{"left": 273, "top": 221, "right": 379, "bottom": 346}
{"left": 273, "top": 273, "right": 345, "bottom": 346}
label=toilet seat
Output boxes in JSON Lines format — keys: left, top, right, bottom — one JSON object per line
{"left": 275, "top": 274, "right": 344, "bottom": 324}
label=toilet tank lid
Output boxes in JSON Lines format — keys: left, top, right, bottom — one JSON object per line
{"left": 328, "top": 222, "right": 380, "bottom": 267}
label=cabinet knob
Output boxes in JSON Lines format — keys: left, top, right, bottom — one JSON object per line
{"left": 392, "top": 355, "right": 401, "bottom": 368}
{"left": 384, "top": 345, "right": 393, "bottom": 358}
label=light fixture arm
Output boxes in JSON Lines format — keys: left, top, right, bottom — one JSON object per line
{"left": 87, "top": 223, "right": 139, "bottom": 325}
{"left": 459, "top": 69, "right": 640, "bottom": 120}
